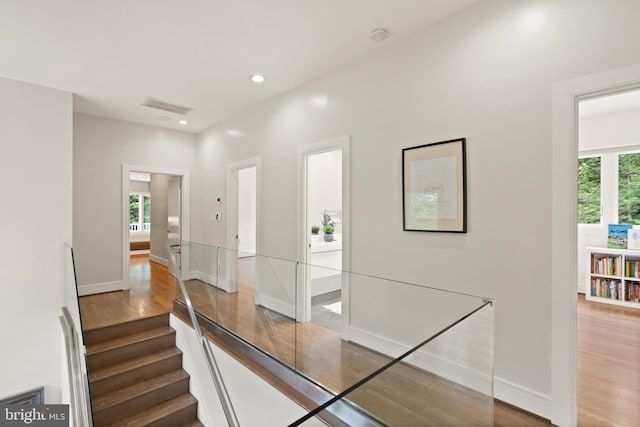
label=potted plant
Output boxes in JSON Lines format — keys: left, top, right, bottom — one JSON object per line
{"left": 323, "top": 225, "right": 335, "bottom": 242}
{"left": 311, "top": 225, "right": 320, "bottom": 235}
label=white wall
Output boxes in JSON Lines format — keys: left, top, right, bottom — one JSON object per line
{"left": 0, "top": 77, "right": 72, "bottom": 403}
{"left": 192, "top": 0, "right": 640, "bottom": 417}
{"left": 150, "top": 174, "right": 169, "bottom": 265}
{"left": 73, "top": 113, "right": 196, "bottom": 294}
{"left": 237, "top": 167, "right": 257, "bottom": 255}
{"left": 577, "top": 105, "right": 640, "bottom": 292}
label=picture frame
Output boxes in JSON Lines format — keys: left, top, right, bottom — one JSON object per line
{"left": 402, "top": 138, "right": 467, "bottom": 233}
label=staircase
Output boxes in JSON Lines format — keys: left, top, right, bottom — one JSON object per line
{"left": 84, "top": 313, "right": 204, "bottom": 427}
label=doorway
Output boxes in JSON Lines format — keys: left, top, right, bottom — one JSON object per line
{"left": 576, "top": 89, "right": 640, "bottom": 426}
{"left": 237, "top": 167, "right": 257, "bottom": 259}
{"left": 305, "top": 148, "right": 343, "bottom": 332}
{"left": 226, "top": 158, "right": 261, "bottom": 295}
{"left": 121, "top": 165, "right": 190, "bottom": 290}
{"left": 551, "top": 65, "right": 640, "bottom": 426}
{"left": 297, "top": 135, "right": 350, "bottom": 337}
{"left": 127, "top": 172, "right": 182, "bottom": 285}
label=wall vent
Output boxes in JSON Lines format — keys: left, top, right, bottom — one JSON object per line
{"left": 141, "top": 97, "right": 192, "bottom": 115}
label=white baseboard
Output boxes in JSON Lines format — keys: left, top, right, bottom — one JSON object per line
{"left": 188, "top": 270, "right": 233, "bottom": 292}
{"left": 149, "top": 254, "right": 168, "bottom": 267}
{"left": 494, "top": 377, "right": 551, "bottom": 419}
{"left": 257, "top": 294, "right": 295, "bottom": 318}
{"left": 77, "top": 280, "right": 124, "bottom": 296}
{"left": 348, "top": 326, "right": 549, "bottom": 418}
{"left": 311, "top": 274, "right": 341, "bottom": 297}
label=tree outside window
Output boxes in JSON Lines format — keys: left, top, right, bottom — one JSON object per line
{"left": 130, "top": 193, "right": 150, "bottom": 231}
{"left": 618, "top": 153, "right": 640, "bottom": 224}
{"left": 130, "top": 194, "right": 140, "bottom": 227}
{"left": 578, "top": 157, "right": 601, "bottom": 224}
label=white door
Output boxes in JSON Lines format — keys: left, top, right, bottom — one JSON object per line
{"left": 168, "top": 176, "right": 181, "bottom": 275}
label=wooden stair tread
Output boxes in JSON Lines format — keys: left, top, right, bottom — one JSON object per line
{"left": 83, "top": 313, "right": 169, "bottom": 345}
{"left": 108, "top": 394, "right": 198, "bottom": 427}
{"left": 89, "top": 347, "right": 182, "bottom": 383}
{"left": 86, "top": 326, "right": 175, "bottom": 355}
{"left": 183, "top": 421, "right": 204, "bottom": 427}
{"left": 92, "top": 369, "right": 189, "bottom": 412}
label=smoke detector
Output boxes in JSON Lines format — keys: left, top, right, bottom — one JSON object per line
{"left": 369, "top": 28, "right": 389, "bottom": 42}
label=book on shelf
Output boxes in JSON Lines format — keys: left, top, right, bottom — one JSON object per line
{"left": 590, "top": 278, "right": 622, "bottom": 300}
{"left": 626, "top": 283, "right": 640, "bottom": 302}
{"left": 591, "top": 253, "right": 622, "bottom": 276}
{"left": 608, "top": 224, "right": 634, "bottom": 249}
{"left": 625, "top": 259, "right": 640, "bottom": 278}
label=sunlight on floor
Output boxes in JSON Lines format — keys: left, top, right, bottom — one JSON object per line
{"left": 322, "top": 301, "right": 341, "bottom": 315}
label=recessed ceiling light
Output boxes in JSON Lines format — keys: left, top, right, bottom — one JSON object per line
{"left": 178, "top": 119, "right": 188, "bottom": 125}
{"left": 226, "top": 129, "right": 243, "bottom": 137}
{"left": 250, "top": 74, "right": 265, "bottom": 83}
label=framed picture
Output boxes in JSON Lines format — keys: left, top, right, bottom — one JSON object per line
{"left": 402, "top": 138, "right": 467, "bottom": 233}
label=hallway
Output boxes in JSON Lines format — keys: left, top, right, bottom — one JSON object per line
{"left": 80, "top": 255, "right": 175, "bottom": 330}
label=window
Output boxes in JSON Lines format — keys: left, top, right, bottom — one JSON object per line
{"left": 578, "top": 157, "right": 601, "bottom": 224}
{"left": 618, "top": 152, "right": 640, "bottom": 224}
{"left": 130, "top": 193, "right": 150, "bottom": 231}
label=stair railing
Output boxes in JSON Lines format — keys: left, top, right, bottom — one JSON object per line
{"left": 169, "top": 246, "right": 240, "bottom": 427}
{"left": 61, "top": 243, "right": 93, "bottom": 427}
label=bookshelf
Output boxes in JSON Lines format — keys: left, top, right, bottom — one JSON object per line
{"left": 587, "top": 247, "right": 640, "bottom": 309}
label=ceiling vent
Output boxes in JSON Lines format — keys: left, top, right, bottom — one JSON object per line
{"left": 141, "top": 97, "right": 192, "bottom": 115}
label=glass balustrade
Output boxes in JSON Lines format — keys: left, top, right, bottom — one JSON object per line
{"left": 171, "top": 241, "right": 494, "bottom": 426}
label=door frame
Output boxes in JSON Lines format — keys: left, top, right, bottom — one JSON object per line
{"left": 551, "top": 64, "right": 640, "bottom": 427}
{"left": 297, "top": 135, "right": 351, "bottom": 334}
{"left": 226, "top": 157, "right": 262, "bottom": 294}
{"left": 121, "top": 164, "right": 190, "bottom": 290}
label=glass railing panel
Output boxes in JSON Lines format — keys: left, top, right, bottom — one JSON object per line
{"left": 174, "top": 241, "right": 494, "bottom": 426}
{"left": 168, "top": 243, "right": 240, "bottom": 427}
{"left": 217, "top": 247, "right": 298, "bottom": 368}
{"left": 175, "top": 243, "right": 299, "bottom": 369}
{"left": 296, "top": 262, "right": 491, "bottom": 396}
{"left": 292, "top": 301, "right": 495, "bottom": 427}
{"left": 175, "top": 241, "right": 220, "bottom": 322}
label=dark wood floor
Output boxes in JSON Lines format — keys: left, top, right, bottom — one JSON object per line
{"left": 78, "top": 254, "right": 639, "bottom": 426}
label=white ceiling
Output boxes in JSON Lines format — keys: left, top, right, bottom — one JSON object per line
{"left": 0, "top": 0, "right": 481, "bottom": 133}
